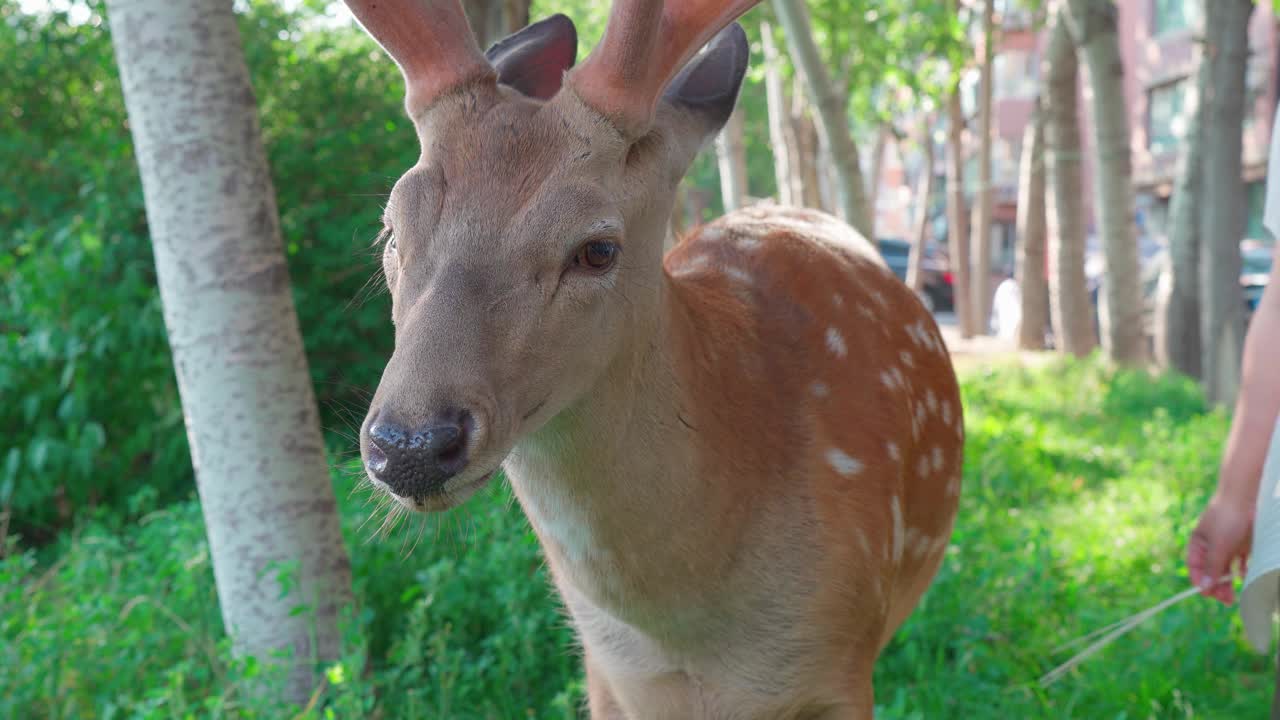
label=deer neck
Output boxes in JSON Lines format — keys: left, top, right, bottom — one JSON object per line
{"left": 503, "top": 280, "right": 742, "bottom": 616}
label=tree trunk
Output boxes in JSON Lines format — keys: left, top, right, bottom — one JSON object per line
{"left": 772, "top": 0, "right": 872, "bottom": 235}
{"left": 970, "top": 0, "right": 996, "bottom": 335}
{"left": 1155, "top": 3, "right": 1207, "bottom": 378}
{"left": 867, "top": 125, "right": 890, "bottom": 240}
{"left": 1199, "top": 0, "right": 1253, "bottom": 406}
{"left": 761, "top": 22, "right": 798, "bottom": 206}
{"left": 946, "top": 84, "right": 976, "bottom": 337}
{"left": 106, "top": 0, "right": 353, "bottom": 703}
{"left": 792, "top": 89, "right": 825, "bottom": 209}
{"left": 463, "top": 0, "right": 531, "bottom": 48}
{"left": 1015, "top": 100, "right": 1049, "bottom": 350}
{"left": 906, "top": 118, "right": 936, "bottom": 294}
{"left": 1065, "top": 0, "right": 1146, "bottom": 365}
{"left": 1043, "top": 6, "right": 1096, "bottom": 357}
{"left": 715, "top": 105, "right": 748, "bottom": 212}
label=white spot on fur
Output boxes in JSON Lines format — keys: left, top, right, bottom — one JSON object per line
{"left": 887, "top": 441, "right": 901, "bottom": 461}
{"left": 880, "top": 370, "right": 896, "bottom": 390}
{"left": 826, "top": 448, "right": 863, "bottom": 476}
{"left": 947, "top": 475, "right": 961, "bottom": 496}
{"left": 905, "top": 527, "right": 931, "bottom": 558}
{"left": 891, "top": 496, "right": 904, "bottom": 563}
{"left": 890, "top": 367, "right": 906, "bottom": 388}
{"left": 855, "top": 528, "right": 872, "bottom": 556}
{"left": 826, "top": 327, "right": 847, "bottom": 358}
{"left": 932, "top": 446, "right": 944, "bottom": 472}
{"left": 900, "top": 350, "right": 915, "bottom": 368}
{"left": 859, "top": 305, "right": 878, "bottom": 322}
{"left": 832, "top": 293, "right": 845, "bottom": 308}
{"left": 926, "top": 389, "right": 938, "bottom": 413}
{"left": 735, "top": 234, "right": 762, "bottom": 251}
{"left": 917, "top": 455, "right": 930, "bottom": 479}
{"left": 871, "top": 290, "right": 889, "bottom": 308}
{"left": 810, "top": 381, "right": 830, "bottom": 398}
{"left": 669, "top": 253, "right": 712, "bottom": 277}
{"left": 942, "top": 400, "right": 953, "bottom": 425}
{"left": 723, "top": 265, "right": 753, "bottom": 284}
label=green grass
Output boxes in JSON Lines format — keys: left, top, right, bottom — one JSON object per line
{"left": 2, "top": 358, "right": 1273, "bottom": 718}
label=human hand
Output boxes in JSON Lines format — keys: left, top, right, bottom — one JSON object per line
{"left": 1187, "top": 493, "right": 1254, "bottom": 604}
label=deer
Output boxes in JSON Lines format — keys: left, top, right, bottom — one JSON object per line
{"left": 345, "top": 0, "right": 963, "bottom": 716}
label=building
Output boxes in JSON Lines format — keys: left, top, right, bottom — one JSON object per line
{"left": 961, "top": 1, "right": 1279, "bottom": 274}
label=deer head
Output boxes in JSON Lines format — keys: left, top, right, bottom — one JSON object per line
{"left": 350, "top": 0, "right": 758, "bottom": 510}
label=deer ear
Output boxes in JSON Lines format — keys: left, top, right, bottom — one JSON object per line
{"left": 485, "top": 14, "right": 577, "bottom": 100}
{"left": 662, "top": 23, "right": 748, "bottom": 133}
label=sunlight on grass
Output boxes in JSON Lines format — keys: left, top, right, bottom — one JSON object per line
{"left": 3, "top": 357, "right": 1275, "bottom": 718}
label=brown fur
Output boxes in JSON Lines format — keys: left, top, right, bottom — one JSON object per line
{"left": 352, "top": 3, "right": 962, "bottom": 717}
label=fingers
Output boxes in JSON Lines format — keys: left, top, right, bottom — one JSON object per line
{"left": 1187, "top": 528, "right": 1214, "bottom": 597}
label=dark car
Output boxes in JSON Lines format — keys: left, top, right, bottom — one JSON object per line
{"left": 876, "top": 237, "right": 954, "bottom": 313}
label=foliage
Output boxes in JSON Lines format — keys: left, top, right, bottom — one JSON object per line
{"left": 1, "top": 1, "right": 409, "bottom": 538}
{"left": 1, "top": 467, "right": 582, "bottom": 719}
{"left": 876, "top": 357, "right": 1269, "bottom": 718}
{"left": 3, "top": 360, "right": 1271, "bottom": 718}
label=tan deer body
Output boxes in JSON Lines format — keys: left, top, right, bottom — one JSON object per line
{"left": 509, "top": 206, "right": 961, "bottom": 717}
{"left": 346, "top": 2, "right": 962, "bottom": 717}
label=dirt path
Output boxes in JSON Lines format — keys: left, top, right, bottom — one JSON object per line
{"left": 933, "top": 312, "right": 1056, "bottom": 373}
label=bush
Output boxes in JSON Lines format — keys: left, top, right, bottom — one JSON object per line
{"left": 1, "top": 2, "right": 409, "bottom": 537}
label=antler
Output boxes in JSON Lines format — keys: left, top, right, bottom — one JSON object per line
{"left": 569, "top": 0, "right": 761, "bottom": 136}
{"left": 344, "top": 0, "right": 495, "bottom": 119}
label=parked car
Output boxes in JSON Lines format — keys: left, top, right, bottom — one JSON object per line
{"left": 1102, "top": 238, "right": 1272, "bottom": 347}
{"left": 1242, "top": 240, "right": 1273, "bottom": 326}
{"left": 875, "top": 237, "right": 954, "bottom": 313}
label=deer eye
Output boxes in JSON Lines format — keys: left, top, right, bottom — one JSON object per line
{"left": 574, "top": 240, "right": 618, "bottom": 272}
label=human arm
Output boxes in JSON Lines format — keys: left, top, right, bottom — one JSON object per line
{"left": 1188, "top": 245, "right": 1280, "bottom": 603}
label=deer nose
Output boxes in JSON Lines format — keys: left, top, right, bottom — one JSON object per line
{"left": 364, "top": 408, "right": 472, "bottom": 497}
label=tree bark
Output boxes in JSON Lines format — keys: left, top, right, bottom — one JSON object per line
{"left": 1043, "top": 5, "right": 1096, "bottom": 357}
{"left": 907, "top": 118, "right": 936, "bottom": 294}
{"left": 772, "top": 0, "right": 873, "bottom": 235}
{"left": 1065, "top": 0, "right": 1146, "bottom": 365}
{"left": 792, "top": 89, "right": 825, "bottom": 209}
{"left": 946, "top": 84, "right": 976, "bottom": 337}
{"left": 107, "top": 0, "right": 353, "bottom": 704}
{"left": 462, "top": 0, "right": 531, "bottom": 48}
{"left": 1155, "top": 6, "right": 1207, "bottom": 378}
{"left": 970, "top": 0, "right": 996, "bottom": 335}
{"left": 1015, "top": 100, "right": 1049, "bottom": 350}
{"left": 715, "top": 105, "right": 748, "bottom": 212}
{"left": 761, "top": 22, "right": 798, "bottom": 206}
{"left": 868, "top": 124, "right": 890, "bottom": 240}
{"left": 1199, "top": 0, "right": 1253, "bottom": 406}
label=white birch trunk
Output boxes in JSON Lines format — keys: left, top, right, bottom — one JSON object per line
{"left": 772, "top": 0, "right": 872, "bottom": 235}
{"left": 106, "top": 0, "right": 353, "bottom": 702}
{"left": 1066, "top": 0, "right": 1147, "bottom": 365}
{"left": 1155, "top": 4, "right": 1206, "bottom": 378}
{"left": 1199, "top": 0, "right": 1253, "bottom": 405}
{"left": 945, "top": 85, "right": 976, "bottom": 337}
{"left": 1043, "top": 5, "right": 1096, "bottom": 357}
{"left": 715, "top": 105, "right": 748, "bottom": 212}
{"left": 1015, "top": 101, "right": 1049, "bottom": 350}
{"left": 970, "top": 0, "right": 996, "bottom": 335}
{"left": 762, "top": 22, "right": 798, "bottom": 207}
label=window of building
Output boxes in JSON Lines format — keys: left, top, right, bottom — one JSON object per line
{"left": 993, "top": 50, "right": 1038, "bottom": 100}
{"left": 1148, "top": 79, "right": 1188, "bottom": 154}
{"left": 1152, "top": 0, "right": 1200, "bottom": 36}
